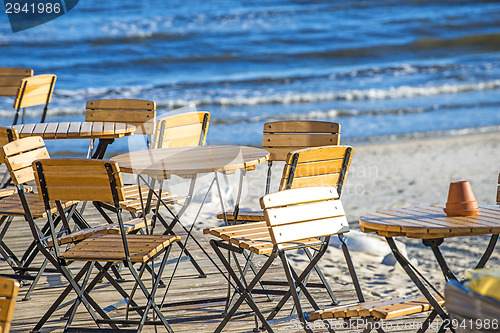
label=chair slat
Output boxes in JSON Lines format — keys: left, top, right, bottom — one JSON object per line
{"left": 4, "top": 146, "right": 49, "bottom": 171}
{"left": 263, "top": 134, "right": 339, "bottom": 147}
{"left": 264, "top": 199, "right": 345, "bottom": 226}
{"left": 260, "top": 187, "right": 339, "bottom": 208}
{"left": 263, "top": 121, "right": 340, "bottom": 134}
{"left": 0, "top": 67, "right": 33, "bottom": 77}
{"left": 270, "top": 216, "right": 348, "bottom": 244}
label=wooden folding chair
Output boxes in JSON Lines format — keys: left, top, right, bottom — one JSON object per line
{"left": 0, "top": 276, "right": 20, "bottom": 333}
{"left": 0, "top": 137, "right": 77, "bottom": 277}
{"left": 28, "top": 158, "right": 179, "bottom": 332}
{"left": 213, "top": 146, "right": 358, "bottom": 307}
{"left": 12, "top": 74, "right": 56, "bottom": 125}
{"left": 205, "top": 187, "right": 349, "bottom": 333}
{"left": 0, "top": 136, "right": 147, "bottom": 300}
{"left": 0, "top": 67, "right": 33, "bottom": 97}
{"left": 219, "top": 120, "right": 340, "bottom": 223}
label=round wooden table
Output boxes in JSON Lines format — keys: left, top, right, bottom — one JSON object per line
{"left": 13, "top": 121, "right": 136, "bottom": 159}
{"left": 359, "top": 204, "right": 500, "bottom": 323}
{"left": 111, "top": 145, "right": 269, "bottom": 178}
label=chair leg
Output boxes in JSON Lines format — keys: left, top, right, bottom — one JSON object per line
{"left": 211, "top": 240, "right": 277, "bottom": 333}
{"left": 23, "top": 257, "right": 49, "bottom": 301}
{"left": 339, "top": 234, "right": 364, "bottom": 302}
{"left": 126, "top": 247, "right": 174, "bottom": 333}
{"left": 267, "top": 243, "right": 329, "bottom": 322}
{"left": 277, "top": 247, "right": 313, "bottom": 333}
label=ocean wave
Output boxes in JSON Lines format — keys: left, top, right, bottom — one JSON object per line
{"left": 344, "top": 125, "right": 500, "bottom": 144}
{"left": 41, "top": 78, "right": 500, "bottom": 112}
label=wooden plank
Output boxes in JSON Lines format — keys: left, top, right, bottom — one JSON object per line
{"left": 43, "top": 123, "right": 58, "bottom": 139}
{"left": 30, "top": 123, "right": 49, "bottom": 137}
{"left": 270, "top": 216, "right": 349, "bottom": 244}
{"left": 10, "top": 166, "right": 36, "bottom": 185}
{"left": 284, "top": 173, "right": 342, "bottom": 190}
{"left": 91, "top": 122, "right": 104, "bottom": 137}
{"left": 86, "top": 99, "right": 156, "bottom": 111}
{"left": 102, "top": 122, "right": 115, "bottom": 136}
{"left": 55, "top": 122, "right": 70, "bottom": 138}
{"left": 67, "top": 122, "right": 82, "bottom": 137}
{"left": 263, "top": 121, "right": 340, "bottom": 134}
{"left": 263, "top": 134, "right": 339, "bottom": 147}
{"left": 260, "top": 187, "right": 339, "bottom": 209}
{"left": 0, "top": 67, "right": 33, "bottom": 76}
{"left": 264, "top": 199, "right": 345, "bottom": 226}
{"left": 79, "top": 122, "right": 92, "bottom": 137}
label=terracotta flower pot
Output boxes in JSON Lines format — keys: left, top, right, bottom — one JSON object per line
{"left": 443, "top": 181, "right": 480, "bottom": 216}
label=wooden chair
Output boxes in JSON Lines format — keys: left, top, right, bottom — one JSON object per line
{"left": 205, "top": 187, "right": 350, "bottom": 333}
{"left": 0, "top": 67, "right": 33, "bottom": 97}
{"left": 213, "top": 146, "right": 358, "bottom": 307}
{"left": 28, "top": 158, "right": 179, "bottom": 332}
{"left": 0, "top": 276, "right": 19, "bottom": 333}
{"left": 219, "top": 120, "right": 341, "bottom": 223}
{"left": 12, "top": 74, "right": 56, "bottom": 125}
{"left": 0, "top": 136, "right": 146, "bottom": 300}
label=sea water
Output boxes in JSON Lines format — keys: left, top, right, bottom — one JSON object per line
{"left": 1, "top": 0, "right": 500, "bottom": 155}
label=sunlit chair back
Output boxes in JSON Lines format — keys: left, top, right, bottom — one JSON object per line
{"left": 85, "top": 99, "right": 156, "bottom": 136}
{"left": 12, "top": 74, "right": 56, "bottom": 125}
{"left": 152, "top": 111, "right": 210, "bottom": 149}
{"left": 0, "top": 67, "right": 33, "bottom": 97}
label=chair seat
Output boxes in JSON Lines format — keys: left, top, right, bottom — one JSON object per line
{"left": 0, "top": 185, "right": 32, "bottom": 198}
{"left": 53, "top": 218, "right": 149, "bottom": 246}
{"left": 113, "top": 185, "right": 185, "bottom": 213}
{"left": 309, "top": 295, "right": 445, "bottom": 320}
{"left": 216, "top": 210, "right": 264, "bottom": 222}
{"left": 204, "top": 222, "right": 323, "bottom": 255}
{"left": 0, "top": 192, "right": 76, "bottom": 218}
{"left": 61, "top": 234, "right": 180, "bottom": 263}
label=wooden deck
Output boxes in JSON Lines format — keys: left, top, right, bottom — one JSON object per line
{"left": 2, "top": 205, "right": 438, "bottom": 332}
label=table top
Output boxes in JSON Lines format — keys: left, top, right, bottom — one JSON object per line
{"left": 111, "top": 145, "right": 269, "bottom": 177}
{"left": 359, "top": 205, "right": 500, "bottom": 239}
{"left": 13, "top": 122, "right": 136, "bottom": 140}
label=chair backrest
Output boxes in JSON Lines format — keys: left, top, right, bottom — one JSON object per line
{"left": 0, "top": 276, "right": 19, "bottom": 332}
{"left": 0, "top": 127, "right": 19, "bottom": 164}
{"left": 152, "top": 111, "right": 210, "bottom": 149}
{"left": 0, "top": 67, "right": 33, "bottom": 97}
{"left": 278, "top": 146, "right": 353, "bottom": 196}
{"left": 0, "top": 136, "right": 50, "bottom": 186}
{"left": 85, "top": 99, "right": 156, "bottom": 135}
{"left": 33, "top": 158, "right": 126, "bottom": 204}
{"left": 13, "top": 74, "right": 56, "bottom": 110}
{"left": 262, "top": 121, "right": 341, "bottom": 162}
{"left": 260, "top": 187, "right": 349, "bottom": 245}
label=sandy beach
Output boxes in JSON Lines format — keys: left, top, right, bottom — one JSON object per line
{"left": 182, "top": 130, "right": 500, "bottom": 303}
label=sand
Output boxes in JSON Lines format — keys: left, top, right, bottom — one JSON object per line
{"left": 175, "top": 131, "right": 500, "bottom": 301}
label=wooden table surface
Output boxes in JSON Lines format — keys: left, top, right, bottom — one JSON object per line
{"left": 360, "top": 204, "right": 500, "bottom": 239}
{"left": 13, "top": 121, "right": 136, "bottom": 140}
{"left": 111, "top": 145, "right": 269, "bottom": 178}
